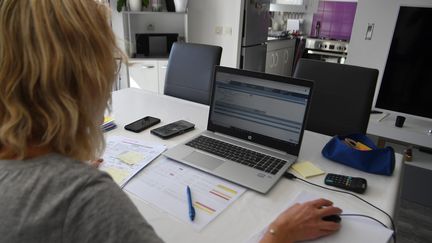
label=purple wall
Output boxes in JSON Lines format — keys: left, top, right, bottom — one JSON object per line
{"left": 310, "top": 1, "right": 357, "bottom": 41}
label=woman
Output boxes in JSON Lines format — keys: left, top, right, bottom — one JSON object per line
{"left": 0, "top": 0, "right": 341, "bottom": 242}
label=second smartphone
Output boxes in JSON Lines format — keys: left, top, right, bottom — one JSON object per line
{"left": 150, "top": 120, "right": 195, "bottom": 139}
{"left": 124, "top": 116, "right": 160, "bottom": 133}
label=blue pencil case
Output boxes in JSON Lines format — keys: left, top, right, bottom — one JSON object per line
{"left": 321, "top": 134, "right": 395, "bottom": 176}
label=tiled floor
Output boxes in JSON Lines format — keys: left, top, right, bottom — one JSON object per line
{"left": 363, "top": 137, "right": 432, "bottom": 242}
{"left": 397, "top": 199, "right": 432, "bottom": 243}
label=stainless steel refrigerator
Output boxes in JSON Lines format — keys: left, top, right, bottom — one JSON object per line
{"left": 240, "top": 0, "right": 270, "bottom": 72}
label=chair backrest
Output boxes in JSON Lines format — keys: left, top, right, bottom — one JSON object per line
{"left": 164, "top": 42, "right": 222, "bottom": 105}
{"left": 293, "top": 58, "right": 378, "bottom": 136}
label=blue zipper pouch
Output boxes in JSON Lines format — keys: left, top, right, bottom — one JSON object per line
{"left": 321, "top": 134, "right": 395, "bottom": 176}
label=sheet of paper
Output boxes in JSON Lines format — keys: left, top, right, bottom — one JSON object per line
{"left": 99, "top": 136, "right": 166, "bottom": 187}
{"left": 124, "top": 158, "right": 246, "bottom": 231}
{"left": 247, "top": 191, "right": 394, "bottom": 243}
{"left": 292, "top": 161, "right": 325, "bottom": 178}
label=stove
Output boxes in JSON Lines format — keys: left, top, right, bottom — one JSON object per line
{"left": 305, "top": 38, "right": 349, "bottom": 54}
{"left": 302, "top": 38, "right": 349, "bottom": 64}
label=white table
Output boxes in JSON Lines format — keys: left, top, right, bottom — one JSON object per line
{"left": 109, "top": 88, "right": 403, "bottom": 243}
{"left": 367, "top": 113, "right": 432, "bottom": 149}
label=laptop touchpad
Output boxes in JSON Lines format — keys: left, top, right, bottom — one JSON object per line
{"left": 183, "top": 151, "right": 224, "bottom": 171}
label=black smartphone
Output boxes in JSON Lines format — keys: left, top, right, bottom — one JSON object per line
{"left": 124, "top": 116, "right": 161, "bottom": 133}
{"left": 151, "top": 120, "right": 195, "bottom": 139}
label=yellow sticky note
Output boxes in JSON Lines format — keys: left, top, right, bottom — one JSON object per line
{"left": 292, "top": 161, "right": 325, "bottom": 178}
{"left": 117, "top": 151, "right": 145, "bottom": 165}
{"left": 104, "top": 168, "right": 129, "bottom": 184}
{"left": 103, "top": 116, "right": 114, "bottom": 124}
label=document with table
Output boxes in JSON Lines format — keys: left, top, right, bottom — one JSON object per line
{"left": 124, "top": 158, "right": 246, "bottom": 231}
{"left": 109, "top": 88, "right": 403, "bottom": 243}
{"left": 100, "top": 135, "right": 246, "bottom": 231}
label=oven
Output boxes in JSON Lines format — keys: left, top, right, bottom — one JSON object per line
{"left": 302, "top": 38, "right": 348, "bottom": 64}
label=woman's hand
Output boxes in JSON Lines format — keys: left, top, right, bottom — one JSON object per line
{"left": 260, "top": 198, "right": 342, "bottom": 243}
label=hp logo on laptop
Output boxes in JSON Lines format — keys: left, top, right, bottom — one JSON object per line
{"left": 248, "top": 135, "right": 252, "bottom": 140}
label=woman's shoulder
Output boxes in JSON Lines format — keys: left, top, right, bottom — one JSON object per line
{"left": 28, "top": 153, "right": 106, "bottom": 180}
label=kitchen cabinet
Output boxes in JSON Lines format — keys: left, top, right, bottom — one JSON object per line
{"left": 128, "top": 59, "right": 168, "bottom": 94}
{"left": 121, "top": 11, "right": 186, "bottom": 91}
{"left": 265, "top": 39, "right": 296, "bottom": 76}
{"left": 123, "top": 11, "right": 188, "bottom": 57}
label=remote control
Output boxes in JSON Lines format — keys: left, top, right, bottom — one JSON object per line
{"left": 324, "top": 173, "right": 367, "bottom": 194}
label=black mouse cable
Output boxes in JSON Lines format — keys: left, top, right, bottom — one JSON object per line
{"left": 284, "top": 172, "right": 396, "bottom": 243}
{"left": 339, "top": 213, "right": 388, "bottom": 228}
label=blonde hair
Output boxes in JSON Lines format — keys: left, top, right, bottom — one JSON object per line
{"left": 0, "top": 0, "right": 121, "bottom": 161}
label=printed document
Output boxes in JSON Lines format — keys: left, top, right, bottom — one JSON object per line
{"left": 124, "top": 158, "right": 246, "bottom": 231}
{"left": 99, "top": 136, "right": 166, "bottom": 187}
{"left": 247, "top": 191, "right": 394, "bottom": 243}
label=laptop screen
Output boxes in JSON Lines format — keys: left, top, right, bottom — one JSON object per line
{"left": 208, "top": 66, "right": 313, "bottom": 155}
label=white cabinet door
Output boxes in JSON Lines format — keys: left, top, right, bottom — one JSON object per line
{"left": 265, "top": 51, "right": 273, "bottom": 74}
{"left": 266, "top": 39, "right": 296, "bottom": 76}
{"left": 128, "top": 60, "right": 158, "bottom": 93}
{"left": 158, "top": 60, "right": 168, "bottom": 94}
{"left": 265, "top": 50, "right": 280, "bottom": 75}
{"left": 281, "top": 48, "right": 290, "bottom": 76}
{"left": 281, "top": 47, "right": 295, "bottom": 76}
{"left": 267, "top": 49, "right": 285, "bottom": 76}
{"left": 274, "top": 49, "right": 284, "bottom": 75}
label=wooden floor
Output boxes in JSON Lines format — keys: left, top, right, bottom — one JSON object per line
{"left": 396, "top": 199, "right": 432, "bottom": 243}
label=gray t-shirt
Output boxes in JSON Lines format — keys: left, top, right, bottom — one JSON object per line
{"left": 0, "top": 153, "right": 164, "bottom": 243}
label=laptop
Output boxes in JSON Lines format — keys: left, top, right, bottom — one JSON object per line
{"left": 164, "top": 66, "right": 313, "bottom": 193}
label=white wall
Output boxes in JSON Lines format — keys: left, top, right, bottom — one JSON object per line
{"left": 303, "top": 0, "right": 319, "bottom": 36}
{"left": 110, "top": 0, "right": 129, "bottom": 89}
{"left": 187, "top": 0, "right": 244, "bottom": 68}
{"left": 347, "top": 0, "right": 432, "bottom": 107}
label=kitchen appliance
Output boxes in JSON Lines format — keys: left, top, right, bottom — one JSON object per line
{"left": 240, "top": 0, "right": 271, "bottom": 72}
{"left": 302, "top": 38, "right": 348, "bottom": 64}
{"left": 135, "top": 33, "right": 178, "bottom": 58}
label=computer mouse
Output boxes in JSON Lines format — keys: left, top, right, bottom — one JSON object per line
{"left": 322, "top": 214, "right": 341, "bottom": 223}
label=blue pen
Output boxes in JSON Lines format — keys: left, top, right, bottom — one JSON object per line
{"left": 186, "top": 186, "right": 195, "bottom": 221}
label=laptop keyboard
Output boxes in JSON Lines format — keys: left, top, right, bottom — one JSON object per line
{"left": 185, "top": 136, "right": 287, "bottom": 175}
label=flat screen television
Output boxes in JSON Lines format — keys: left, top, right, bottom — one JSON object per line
{"left": 375, "top": 6, "right": 432, "bottom": 121}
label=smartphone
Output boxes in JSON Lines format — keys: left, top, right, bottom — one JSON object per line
{"left": 151, "top": 120, "right": 195, "bottom": 139}
{"left": 124, "top": 116, "right": 161, "bottom": 133}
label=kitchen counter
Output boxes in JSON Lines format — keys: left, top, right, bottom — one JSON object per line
{"left": 267, "top": 36, "right": 296, "bottom": 42}
{"left": 267, "top": 34, "right": 306, "bottom": 42}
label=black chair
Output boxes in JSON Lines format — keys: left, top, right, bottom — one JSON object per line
{"left": 293, "top": 58, "right": 379, "bottom": 136}
{"left": 164, "top": 42, "right": 222, "bottom": 105}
